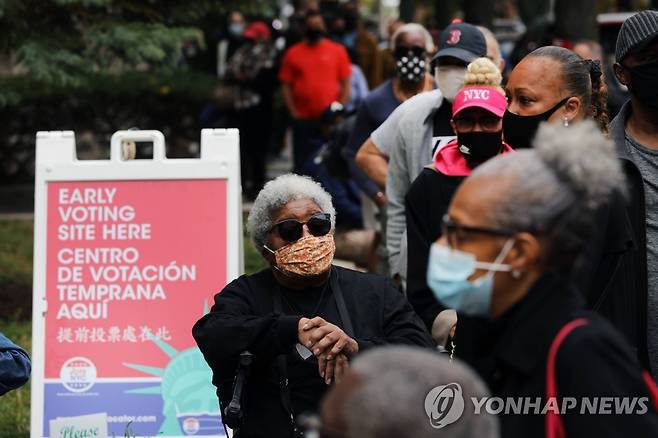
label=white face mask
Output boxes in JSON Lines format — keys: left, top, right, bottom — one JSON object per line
{"left": 435, "top": 65, "right": 467, "bottom": 101}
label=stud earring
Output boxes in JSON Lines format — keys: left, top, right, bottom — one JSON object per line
{"left": 511, "top": 270, "right": 522, "bottom": 279}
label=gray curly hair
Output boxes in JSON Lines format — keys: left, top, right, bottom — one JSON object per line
{"left": 343, "top": 346, "right": 498, "bottom": 438}
{"left": 247, "top": 174, "right": 336, "bottom": 251}
{"left": 470, "top": 120, "right": 626, "bottom": 269}
{"left": 391, "top": 23, "right": 435, "bottom": 53}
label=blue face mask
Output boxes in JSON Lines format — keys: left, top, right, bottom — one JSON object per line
{"left": 427, "top": 240, "right": 515, "bottom": 316}
{"left": 229, "top": 23, "right": 244, "bottom": 37}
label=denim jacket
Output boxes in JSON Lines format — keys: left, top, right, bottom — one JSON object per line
{"left": 0, "top": 331, "right": 31, "bottom": 396}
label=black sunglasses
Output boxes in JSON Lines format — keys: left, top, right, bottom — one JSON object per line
{"left": 442, "top": 214, "right": 515, "bottom": 247}
{"left": 271, "top": 213, "right": 332, "bottom": 243}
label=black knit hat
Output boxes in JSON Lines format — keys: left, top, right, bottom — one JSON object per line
{"left": 615, "top": 10, "right": 658, "bottom": 62}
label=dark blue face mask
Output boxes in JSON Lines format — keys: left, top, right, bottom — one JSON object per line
{"left": 502, "top": 97, "right": 570, "bottom": 149}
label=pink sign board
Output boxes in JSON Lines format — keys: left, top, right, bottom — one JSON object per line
{"left": 42, "top": 179, "right": 228, "bottom": 436}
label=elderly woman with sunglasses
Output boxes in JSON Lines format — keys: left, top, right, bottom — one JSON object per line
{"left": 193, "top": 173, "right": 433, "bottom": 438}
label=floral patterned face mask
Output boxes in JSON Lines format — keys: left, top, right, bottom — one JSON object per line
{"left": 265, "top": 234, "right": 335, "bottom": 277}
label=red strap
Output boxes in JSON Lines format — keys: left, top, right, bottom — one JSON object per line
{"left": 642, "top": 371, "right": 658, "bottom": 411}
{"left": 545, "top": 318, "right": 589, "bottom": 438}
{"left": 546, "top": 320, "right": 658, "bottom": 438}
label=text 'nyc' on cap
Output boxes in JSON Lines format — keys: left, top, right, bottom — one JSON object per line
{"left": 452, "top": 86, "right": 508, "bottom": 118}
{"left": 432, "top": 22, "right": 487, "bottom": 64}
{"left": 615, "top": 10, "right": 658, "bottom": 62}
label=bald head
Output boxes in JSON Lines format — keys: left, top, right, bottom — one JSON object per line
{"left": 477, "top": 26, "right": 505, "bottom": 72}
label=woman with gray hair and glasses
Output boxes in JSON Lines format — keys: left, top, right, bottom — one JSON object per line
{"left": 426, "top": 121, "right": 658, "bottom": 437}
{"left": 193, "top": 173, "right": 433, "bottom": 438}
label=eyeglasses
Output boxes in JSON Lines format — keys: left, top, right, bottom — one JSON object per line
{"left": 452, "top": 115, "right": 501, "bottom": 132}
{"left": 271, "top": 213, "right": 332, "bottom": 243}
{"left": 442, "top": 214, "right": 515, "bottom": 247}
{"left": 393, "top": 45, "right": 426, "bottom": 59}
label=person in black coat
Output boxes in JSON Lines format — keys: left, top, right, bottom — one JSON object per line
{"left": 406, "top": 57, "right": 512, "bottom": 346}
{"left": 426, "top": 120, "right": 658, "bottom": 437}
{"left": 193, "top": 173, "right": 434, "bottom": 438}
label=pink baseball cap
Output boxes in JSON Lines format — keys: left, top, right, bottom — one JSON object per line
{"left": 452, "top": 86, "right": 508, "bottom": 118}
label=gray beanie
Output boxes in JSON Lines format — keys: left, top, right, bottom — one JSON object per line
{"left": 615, "top": 10, "right": 658, "bottom": 62}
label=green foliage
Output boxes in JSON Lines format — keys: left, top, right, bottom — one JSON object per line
{"left": 243, "top": 213, "right": 268, "bottom": 275}
{"left": 15, "top": 41, "right": 89, "bottom": 87}
{"left": 84, "top": 23, "right": 203, "bottom": 69}
{"left": 0, "top": 0, "right": 264, "bottom": 105}
{"left": 0, "top": 219, "right": 33, "bottom": 288}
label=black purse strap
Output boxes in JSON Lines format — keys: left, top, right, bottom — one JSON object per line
{"left": 330, "top": 269, "right": 354, "bottom": 338}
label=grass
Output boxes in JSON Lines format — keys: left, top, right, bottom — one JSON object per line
{"left": 0, "top": 216, "right": 266, "bottom": 437}
{"left": 0, "top": 220, "right": 33, "bottom": 287}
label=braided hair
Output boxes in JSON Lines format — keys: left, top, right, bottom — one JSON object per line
{"left": 527, "top": 46, "right": 609, "bottom": 133}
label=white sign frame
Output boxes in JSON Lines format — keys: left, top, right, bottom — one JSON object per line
{"left": 30, "top": 129, "right": 243, "bottom": 438}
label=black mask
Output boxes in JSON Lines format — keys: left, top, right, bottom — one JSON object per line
{"left": 305, "top": 28, "right": 323, "bottom": 43}
{"left": 394, "top": 47, "right": 427, "bottom": 83}
{"left": 502, "top": 97, "right": 570, "bottom": 149}
{"left": 457, "top": 131, "right": 503, "bottom": 168}
{"left": 628, "top": 61, "right": 658, "bottom": 110}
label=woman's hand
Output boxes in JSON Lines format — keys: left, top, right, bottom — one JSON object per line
{"left": 302, "top": 317, "right": 359, "bottom": 359}
{"left": 304, "top": 317, "right": 359, "bottom": 359}
{"left": 432, "top": 310, "right": 457, "bottom": 347}
{"left": 318, "top": 352, "right": 349, "bottom": 385}
{"left": 297, "top": 317, "right": 313, "bottom": 346}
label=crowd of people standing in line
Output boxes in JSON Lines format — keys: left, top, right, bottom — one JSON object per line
{"left": 194, "top": 7, "right": 658, "bottom": 438}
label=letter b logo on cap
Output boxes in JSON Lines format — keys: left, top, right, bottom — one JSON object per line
{"left": 447, "top": 29, "right": 461, "bottom": 45}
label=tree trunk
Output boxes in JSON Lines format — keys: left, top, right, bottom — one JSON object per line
{"left": 399, "top": 0, "right": 414, "bottom": 22}
{"left": 517, "top": 0, "right": 551, "bottom": 28}
{"left": 554, "top": 0, "right": 598, "bottom": 41}
{"left": 463, "top": 0, "right": 494, "bottom": 27}
{"left": 617, "top": 0, "right": 632, "bottom": 10}
{"left": 434, "top": 0, "right": 460, "bottom": 29}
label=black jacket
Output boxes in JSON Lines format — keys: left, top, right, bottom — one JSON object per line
{"left": 586, "top": 101, "right": 649, "bottom": 369}
{"left": 192, "top": 266, "right": 434, "bottom": 438}
{"left": 461, "top": 273, "right": 658, "bottom": 438}
{"left": 405, "top": 167, "right": 464, "bottom": 330}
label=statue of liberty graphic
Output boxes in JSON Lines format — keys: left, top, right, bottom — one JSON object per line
{"left": 123, "top": 303, "right": 225, "bottom": 436}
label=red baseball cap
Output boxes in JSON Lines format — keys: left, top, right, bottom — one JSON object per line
{"left": 244, "top": 22, "right": 271, "bottom": 40}
{"left": 452, "top": 86, "right": 507, "bottom": 118}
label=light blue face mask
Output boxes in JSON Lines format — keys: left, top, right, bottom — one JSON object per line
{"left": 427, "top": 240, "right": 515, "bottom": 316}
{"left": 229, "top": 23, "right": 244, "bottom": 37}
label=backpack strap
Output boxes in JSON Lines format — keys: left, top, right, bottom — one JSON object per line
{"left": 545, "top": 318, "right": 589, "bottom": 438}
